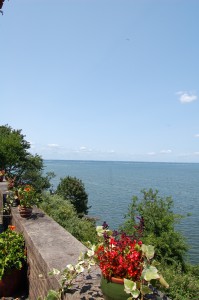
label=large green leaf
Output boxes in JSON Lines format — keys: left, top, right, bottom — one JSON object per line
{"left": 142, "top": 266, "right": 160, "bottom": 281}
{"left": 124, "top": 278, "right": 140, "bottom": 298}
{"left": 141, "top": 244, "right": 155, "bottom": 259}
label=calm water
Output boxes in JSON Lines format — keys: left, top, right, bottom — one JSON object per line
{"left": 43, "top": 160, "right": 199, "bottom": 265}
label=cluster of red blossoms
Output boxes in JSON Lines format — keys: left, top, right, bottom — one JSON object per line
{"left": 95, "top": 227, "right": 143, "bottom": 281}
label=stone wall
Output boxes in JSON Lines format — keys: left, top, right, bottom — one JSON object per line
{"left": 0, "top": 181, "right": 8, "bottom": 232}
{"left": 11, "top": 207, "right": 104, "bottom": 300}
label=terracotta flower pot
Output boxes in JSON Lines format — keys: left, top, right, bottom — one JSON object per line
{"left": 0, "top": 268, "right": 23, "bottom": 297}
{"left": 19, "top": 206, "right": 32, "bottom": 218}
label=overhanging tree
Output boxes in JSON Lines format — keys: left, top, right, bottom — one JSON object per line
{"left": 0, "top": 124, "right": 52, "bottom": 192}
{"left": 0, "top": 0, "right": 6, "bottom": 15}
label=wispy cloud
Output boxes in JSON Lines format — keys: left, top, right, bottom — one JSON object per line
{"left": 147, "top": 152, "right": 156, "bottom": 156}
{"left": 176, "top": 91, "right": 197, "bottom": 103}
{"left": 147, "top": 150, "right": 172, "bottom": 156}
{"left": 47, "top": 144, "right": 60, "bottom": 148}
{"left": 75, "top": 146, "right": 93, "bottom": 153}
{"left": 194, "top": 134, "right": 199, "bottom": 138}
{"left": 160, "top": 149, "right": 172, "bottom": 154}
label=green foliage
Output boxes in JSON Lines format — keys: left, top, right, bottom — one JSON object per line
{"left": 18, "top": 184, "right": 39, "bottom": 208}
{"left": 0, "top": 124, "right": 30, "bottom": 173}
{"left": 0, "top": 228, "right": 26, "bottom": 280}
{"left": 121, "top": 188, "right": 199, "bottom": 299}
{"left": 158, "top": 263, "right": 199, "bottom": 300}
{"left": 56, "top": 176, "right": 90, "bottom": 216}
{"left": 38, "top": 290, "right": 61, "bottom": 300}
{"left": 18, "top": 154, "right": 52, "bottom": 191}
{"left": 0, "top": 124, "right": 52, "bottom": 193}
{"left": 39, "top": 193, "right": 97, "bottom": 244}
{"left": 120, "top": 189, "right": 188, "bottom": 266}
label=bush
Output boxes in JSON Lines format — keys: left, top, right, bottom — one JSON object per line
{"left": 120, "top": 188, "right": 199, "bottom": 299}
{"left": 39, "top": 193, "right": 97, "bottom": 244}
{"left": 120, "top": 189, "right": 188, "bottom": 267}
{"left": 56, "top": 176, "right": 90, "bottom": 216}
{"left": 158, "top": 263, "right": 199, "bottom": 300}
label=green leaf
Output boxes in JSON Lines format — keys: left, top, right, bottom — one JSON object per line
{"left": 45, "top": 290, "right": 60, "bottom": 300}
{"left": 51, "top": 268, "right": 60, "bottom": 275}
{"left": 142, "top": 266, "right": 160, "bottom": 281}
{"left": 131, "top": 290, "right": 140, "bottom": 298}
{"left": 140, "top": 285, "right": 152, "bottom": 295}
{"left": 141, "top": 244, "right": 155, "bottom": 259}
{"left": 124, "top": 279, "right": 140, "bottom": 298}
{"left": 159, "top": 274, "right": 169, "bottom": 288}
{"left": 124, "top": 278, "right": 136, "bottom": 293}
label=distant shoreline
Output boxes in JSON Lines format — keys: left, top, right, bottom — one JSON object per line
{"left": 43, "top": 159, "right": 199, "bottom": 165}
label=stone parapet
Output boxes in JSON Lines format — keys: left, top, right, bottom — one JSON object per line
{"left": 0, "top": 181, "right": 8, "bottom": 227}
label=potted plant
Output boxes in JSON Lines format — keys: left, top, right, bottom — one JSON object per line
{"left": 6, "top": 189, "right": 20, "bottom": 207}
{"left": 49, "top": 223, "right": 169, "bottom": 300}
{"left": 0, "top": 170, "right": 5, "bottom": 182}
{"left": 3, "top": 203, "right": 12, "bottom": 230}
{"left": 17, "top": 184, "right": 38, "bottom": 218}
{"left": 0, "top": 226, "right": 27, "bottom": 297}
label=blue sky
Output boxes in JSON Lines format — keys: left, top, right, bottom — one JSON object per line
{"left": 1, "top": 0, "right": 199, "bottom": 162}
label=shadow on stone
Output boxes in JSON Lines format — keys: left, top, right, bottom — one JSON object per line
{"left": 29, "top": 211, "right": 45, "bottom": 220}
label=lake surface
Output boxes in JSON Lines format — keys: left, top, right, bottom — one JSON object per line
{"left": 43, "top": 160, "right": 199, "bottom": 264}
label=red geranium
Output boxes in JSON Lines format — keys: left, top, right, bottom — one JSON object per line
{"left": 94, "top": 226, "right": 143, "bottom": 281}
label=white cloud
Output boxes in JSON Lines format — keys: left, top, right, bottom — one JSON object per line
{"left": 147, "top": 152, "right": 156, "bottom": 156}
{"left": 160, "top": 149, "right": 172, "bottom": 154}
{"left": 194, "top": 152, "right": 199, "bottom": 156}
{"left": 194, "top": 134, "right": 199, "bottom": 138}
{"left": 108, "top": 149, "right": 115, "bottom": 153}
{"left": 176, "top": 91, "right": 197, "bottom": 103}
{"left": 78, "top": 146, "right": 93, "bottom": 152}
{"left": 79, "top": 146, "right": 87, "bottom": 151}
{"left": 47, "top": 144, "right": 59, "bottom": 148}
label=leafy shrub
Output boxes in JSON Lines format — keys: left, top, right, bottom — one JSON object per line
{"left": 158, "top": 263, "right": 199, "bottom": 300}
{"left": 56, "top": 176, "right": 90, "bottom": 216}
{"left": 120, "top": 188, "right": 199, "bottom": 299}
{"left": 120, "top": 189, "right": 188, "bottom": 267}
{"left": 39, "top": 193, "right": 97, "bottom": 244}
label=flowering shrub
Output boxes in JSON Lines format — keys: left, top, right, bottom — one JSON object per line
{"left": 18, "top": 184, "right": 38, "bottom": 207}
{"left": 0, "top": 226, "right": 26, "bottom": 280}
{"left": 49, "top": 223, "right": 169, "bottom": 300}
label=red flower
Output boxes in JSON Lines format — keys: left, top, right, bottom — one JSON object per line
{"left": 8, "top": 225, "right": 16, "bottom": 231}
{"left": 94, "top": 230, "right": 143, "bottom": 281}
